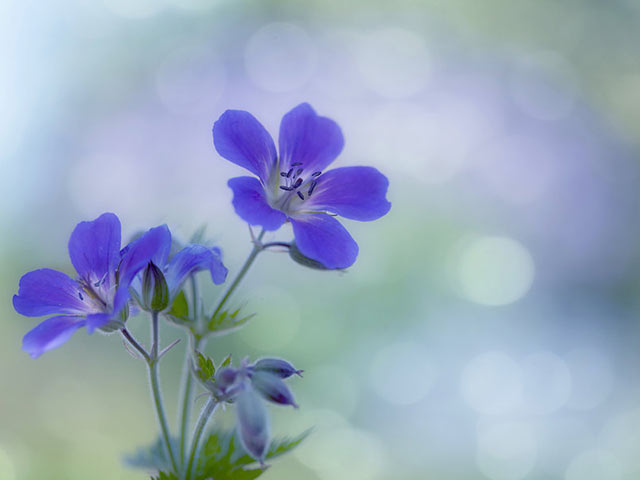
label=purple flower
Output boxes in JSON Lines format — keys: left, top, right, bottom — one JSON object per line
{"left": 213, "top": 103, "right": 391, "bottom": 269}
{"left": 131, "top": 232, "right": 228, "bottom": 311}
{"left": 13, "top": 213, "right": 169, "bottom": 358}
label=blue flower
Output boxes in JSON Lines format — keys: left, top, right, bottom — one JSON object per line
{"left": 208, "top": 358, "right": 300, "bottom": 464}
{"left": 13, "top": 213, "right": 169, "bottom": 358}
{"left": 213, "top": 103, "right": 391, "bottom": 269}
{"left": 130, "top": 229, "right": 229, "bottom": 312}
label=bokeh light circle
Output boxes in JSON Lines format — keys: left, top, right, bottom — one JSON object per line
{"left": 565, "top": 449, "right": 623, "bottom": 480}
{"left": 461, "top": 351, "right": 523, "bottom": 415}
{"left": 355, "top": 28, "right": 431, "bottom": 98}
{"left": 565, "top": 348, "right": 614, "bottom": 410}
{"left": 0, "top": 447, "right": 15, "bottom": 480}
{"left": 476, "top": 422, "right": 537, "bottom": 480}
{"left": 369, "top": 341, "right": 438, "bottom": 405}
{"left": 457, "top": 236, "right": 535, "bottom": 306}
{"left": 245, "top": 23, "right": 317, "bottom": 92}
{"left": 521, "top": 352, "right": 572, "bottom": 415}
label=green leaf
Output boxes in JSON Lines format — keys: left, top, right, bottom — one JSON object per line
{"left": 166, "top": 290, "right": 190, "bottom": 325}
{"left": 220, "top": 353, "right": 232, "bottom": 368}
{"left": 123, "top": 436, "right": 175, "bottom": 473}
{"left": 208, "top": 307, "right": 255, "bottom": 336}
{"left": 195, "top": 429, "right": 310, "bottom": 480}
{"left": 195, "top": 351, "right": 216, "bottom": 382}
{"left": 151, "top": 472, "right": 179, "bottom": 480}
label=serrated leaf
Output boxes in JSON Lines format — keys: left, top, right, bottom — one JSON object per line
{"left": 209, "top": 307, "right": 255, "bottom": 336}
{"left": 220, "top": 353, "right": 232, "bottom": 368}
{"left": 152, "top": 472, "right": 180, "bottom": 480}
{"left": 195, "top": 429, "right": 310, "bottom": 480}
{"left": 166, "top": 290, "right": 190, "bottom": 326}
{"left": 195, "top": 351, "right": 216, "bottom": 382}
{"left": 123, "top": 436, "right": 177, "bottom": 473}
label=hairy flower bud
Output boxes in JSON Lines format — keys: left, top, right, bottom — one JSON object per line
{"left": 251, "top": 358, "right": 303, "bottom": 379}
{"left": 250, "top": 371, "right": 298, "bottom": 408}
{"left": 288, "top": 242, "right": 330, "bottom": 270}
{"left": 236, "top": 386, "right": 270, "bottom": 464}
{"left": 141, "top": 262, "right": 169, "bottom": 312}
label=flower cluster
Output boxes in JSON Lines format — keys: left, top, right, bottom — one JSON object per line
{"left": 209, "top": 358, "right": 302, "bottom": 464}
{"left": 12, "top": 103, "right": 390, "bottom": 478}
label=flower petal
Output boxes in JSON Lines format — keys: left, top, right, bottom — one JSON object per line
{"left": 22, "top": 315, "right": 86, "bottom": 358}
{"left": 278, "top": 103, "right": 344, "bottom": 175}
{"left": 236, "top": 386, "right": 270, "bottom": 464}
{"left": 290, "top": 214, "right": 359, "bottom": 269}
{"left": 13, "top": 268, "right": 88, "bottom": 317}
{"left": 68, "top": 212, "right": 121, "bottom": 287}
{"left": 228, "top": 176, "right": 287, "bottom": 231}
{"left": 213, "top": 109, "right": 277, "bottom": 183}
{"left": 165, "top": 244, "right": 229, "bottom": 297}
{"left": 113, "top": 225, "right": 172, "bottom": 313}
{"left": 302, "top": 166, "right": 391, "bottom": 221}
{"left": 85, "top": 312, "right": 112, "bottom": 334}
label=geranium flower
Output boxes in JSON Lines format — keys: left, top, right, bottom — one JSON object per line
{"left": 13, "top": 213, "right": 169, "bottom": 358}
{"left": 130, "top": 228, "right": 228, "bottom": 311}
{"left": 213, "top": 103, "right": 391, "bottom": 269}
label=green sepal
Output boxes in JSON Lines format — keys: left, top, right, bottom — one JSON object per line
{"left": 142, "top": 262, "right": 169, "bottom": 312}
{"left": 288, "top": 242, "right": 330, "bottom": 270}
{"left": 220, "top": 353, "right": 232, "bottom": 368}
{"left": 208, "top": 307, "right": 255, "bottom": 336}
{"left": 194, "top": 351, "right": 216, "bottom": 383}
{"left": 98, "top": 303, "right": 129, "bottom": 333}
{"left": 166, "top": 290, "right": 190, "bottom": 326}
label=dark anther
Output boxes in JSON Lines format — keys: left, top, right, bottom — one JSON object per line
{"left": 295, "top": 168, "right": 303, "bottom": 177}
{"left": 293, "top": 178, "right": 303, "bottom": 188}
{"left": 308, "top": 181, "right": 317, "bottom": 196}
{"left": 280, "top": 186, "right": 294, "bottom": 191}
{"left": 78, "top": 291, "right": 84, "bottom": 301}
{"left": 286, "top": 168, "right": 293, "bottom": 178}
{"left": 297, "top": 191, "right": 305, "bottom": 200}
{"left": 280, "top": 172, "right": 287, "bottom": 177}
{"left": 311, "top": 171, "right": 321, "bottom": 177}
{"left": 291, "top": 162, "right": 303, "bottom": 166}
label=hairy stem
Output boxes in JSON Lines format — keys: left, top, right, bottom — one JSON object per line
{"left": 178, "top": 332, "right": 203, "bottom": 464}
{"left": 149, "top": 312, "right": 179, "bottom": 475}
{"left": 211, "top": 229, "right": 266, "bottom": 320}
{"left": 185, "top": 397, "right": 218, "bottom": 480}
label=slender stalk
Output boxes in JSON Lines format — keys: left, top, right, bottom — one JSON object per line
{"left": 178, "top": 333, "right": 203, "bottom": 464}
{"left": 121, "top": 328, "right": 150, "bottom": 363}
{"left": 211, "top": 229, "right": 266, "bottom": 320}
{"left": 121, "top": 321, "right": 179, "bottom": 474}
{"left": 185, "top": 397, "right": 218, "bottom": 480}
{"left": 149, "top": 313, "right": 181, "bottom": 475}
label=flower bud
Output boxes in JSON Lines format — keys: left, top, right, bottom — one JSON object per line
{"left": 141, "top": 262, "right": 169, "bottom": 312}
{"left": 236, "top": 386, "right": 270, "bottom": 464}
{"left": 288, "top": 242, "right": 330, "bottom": 270}
{"left": 251, "top": 358, "right": 303, "bottom": 379}
{"left": 250, "top": 371, "right": 298, "bottom": 408}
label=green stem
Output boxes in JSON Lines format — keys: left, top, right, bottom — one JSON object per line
{"left": 178, "top": 333, "right": 203, "bottom": 464}
{"left": 185, "top": 397, "right": 218, "bottom": 480}
{"left": 149, "top": 311, "right": 179, "bottom": 475}
{"left": 211, "top": 229, "right": 266, "bottom": 320}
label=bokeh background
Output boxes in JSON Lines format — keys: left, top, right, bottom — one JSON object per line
{"left": 2, "top": 0, "right": 640, "bottom": 479}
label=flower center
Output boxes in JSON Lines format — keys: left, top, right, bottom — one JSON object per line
{"left": 78, "top": 273, "right": 112, "bottom": 311}
{"left": 276, "top": 162, "right": 321, "bottom": 207}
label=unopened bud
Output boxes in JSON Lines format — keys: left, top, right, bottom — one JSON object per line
{"left": 236, "top": 386, "right": 270, "bottom": 464}
{"left": 250, "top": 371, "right": 298, "bottom": 408}
{"left": 141, "top": 262, "right": 169, "bottom": 312}
{"left": 251, "top": 358, "right": 303, "bottom": 379}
